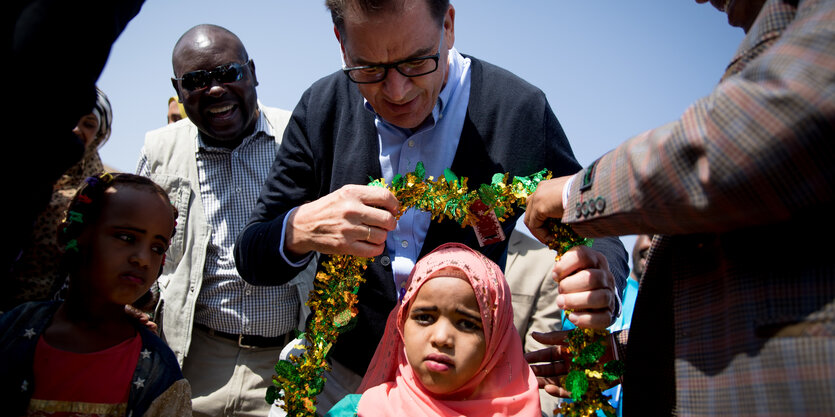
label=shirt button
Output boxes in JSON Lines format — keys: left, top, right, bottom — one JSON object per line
{"left": 401, "top": 240, "right": 408, "bottom": 248}
{"left": 232, "top": 151, "right": 238, "bottom": 158}
{"left": 245, "top": 290, "right": 251, "bottom": 296}
{"left": 380, "top": 256, "right": 391, "bottom": 266}
{"left": 236, "top": 187, "right": 242, "bottom": 193}
{"left": 408, "top": 140, "right": 415, "bottom": 148}
{"left": 245, "top": 326, "right": 251, "bottom": 332}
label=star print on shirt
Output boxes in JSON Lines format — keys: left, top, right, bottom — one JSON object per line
{"left": 133, "top": 378, "right": 145, "bottom": 389}
{"left": 23, "top": 328, "right": 36, "bottom": 339}
{"left": 140, "top": 349, "right": 151, "bottom": 359}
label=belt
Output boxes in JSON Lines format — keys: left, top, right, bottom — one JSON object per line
{"left": 194, "top": 323, "right": 291, "bottom": 349}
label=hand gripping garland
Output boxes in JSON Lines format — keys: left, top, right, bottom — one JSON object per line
{"left": 266, "top": 162, "right": 623, "bottom": 417}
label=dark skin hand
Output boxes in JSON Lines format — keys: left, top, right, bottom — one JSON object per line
{"left": 125, "top": 304, "right": 158, "bottom": 335}
{"left": 525, "top": 330, "right": 620, "bottom": 398}
{"left": 525, "top": 330, "right": 575, "bottom": 397}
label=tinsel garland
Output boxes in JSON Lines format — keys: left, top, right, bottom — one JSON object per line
{"left": 555, "top": 327, "right": 625, "bottom": 417}
{"left": 266, "top": 162, "right": 622, "bottom": 417}
{"left": 543, "top": 222, "right": 625, "bottom": 417}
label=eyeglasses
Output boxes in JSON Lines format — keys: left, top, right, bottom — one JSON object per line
{"left": 342, "top": 31, "right": 444, "bottom": 84}
{"left": 173, "top": 60, "right": 250, "bottom": 92}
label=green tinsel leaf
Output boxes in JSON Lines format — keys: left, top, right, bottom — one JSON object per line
{"left": 528, "top": 169, "right": 548, "bottom": 188}
{"left": 567, "top": 328, "right": 586, "bottom": 349}
{"left": 603, "top": 360, "right": 626, "bottom": 381}
{"left": 575, "top": 340, "right": 605, "bottom": 366}
{"left": 414, "top": 161, "right": 426, "bottom": 179}
{"left": 275, "top": 359, "right": 298, "bottom": 380}
{"left": 491, "top": 172, "right": 505, "bottom": 185}
{"left": 444, "top": 168, "right": 458, "bottom": 184}
{"left": 565, "top": 370, "right": 588, "bottom": 402}
{"left": 367, "top": 176, "right": 381, "bottom": 186}
{"left": 265, "top": 385, "right": 279, "bottom": 405}
{"left": 477, "top": 184, "right": 497, "bottom": 206}
{"left": 392, "top": 174, "right": 404, "bottom": 189}
{"left": 307, "top": 374, "right": 325, "bottom": 396}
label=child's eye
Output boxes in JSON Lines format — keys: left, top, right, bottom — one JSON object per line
{"left": 458, "top": 319, "right": 482, "bottom": 332}
{"left": 151, "top": 244, "right": 167, "bottom": 255}
{"left": 115, "top": 232, "right": 135, "bottom": 243}
{"left": 411, "top": 313, "right": 435, "bottom": 324}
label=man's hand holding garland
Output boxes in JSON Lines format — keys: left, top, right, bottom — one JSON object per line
{"left": 286, "top": 184, "right": 399, "bottom": 258}
{"left": 554, "top": 245, "right": 619, "bottom": 330}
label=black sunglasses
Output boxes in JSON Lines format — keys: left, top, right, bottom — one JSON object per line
{"left": 173, "top": 60, "right": 250, "bottom": 91}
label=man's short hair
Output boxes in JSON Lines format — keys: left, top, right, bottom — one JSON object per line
{"left": 325, "top": 0, "right": 449, "bottom": 35}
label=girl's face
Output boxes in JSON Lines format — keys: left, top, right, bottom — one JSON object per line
{"left": 75, "top": 186, "right": 174, "bottom": 306}
{"left": 72, "top": 113, "right": 99, "bottom": 148}
{"left": 403, "top": 276, "right": 486, "bottom": 396}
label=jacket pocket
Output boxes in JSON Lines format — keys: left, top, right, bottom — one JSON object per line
{"left": 149, "top": 173, "right": 192, "bottom": 269}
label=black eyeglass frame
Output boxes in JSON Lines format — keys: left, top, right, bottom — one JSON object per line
{"left": 342, "top": 31, "right": 444, "bottom": 84}
{"left": 172, "top": 59, "right": 251, "bottom": 92}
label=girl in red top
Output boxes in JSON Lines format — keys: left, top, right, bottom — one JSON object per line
{"left": 1, "top": 173, "right": 191, "bottom": 416}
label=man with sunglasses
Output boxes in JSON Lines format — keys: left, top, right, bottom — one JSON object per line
{"left": 137, "top": 24, "right": 315, "bottom": 417}
{"left": 236, "top": 1, "right": 627, "bottom": 412}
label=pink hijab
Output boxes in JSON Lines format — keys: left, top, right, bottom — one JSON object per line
{"left": 357, "top": 243, "right": 541, "bottom": 416}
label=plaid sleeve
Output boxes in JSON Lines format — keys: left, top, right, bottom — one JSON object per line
{"left": 564, "top": 0, "right": 835, "bottom": 238}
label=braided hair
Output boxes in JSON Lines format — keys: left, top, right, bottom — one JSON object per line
{"left": 57, "top": 173, "right": 178, "bottom": 290}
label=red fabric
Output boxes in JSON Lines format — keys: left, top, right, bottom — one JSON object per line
{"left": 31, "top": 332, "right": 141, "bottom": 405}
{"left": 357, "top": 243, "right": 540, "bottom": 416}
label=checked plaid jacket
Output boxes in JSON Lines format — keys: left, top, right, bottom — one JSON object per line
{"left": 564, "top": 0, "right": 835, "bottom": 415}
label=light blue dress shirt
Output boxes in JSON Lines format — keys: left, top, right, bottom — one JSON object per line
{"left": 369, "top": 48, "right": 471, "bottom": 299}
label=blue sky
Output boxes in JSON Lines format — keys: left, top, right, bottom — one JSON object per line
{"left": 96, "top": 1, "right": 745, "bottom": 269}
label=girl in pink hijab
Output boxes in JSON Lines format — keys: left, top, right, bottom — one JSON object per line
{"left": 326, "top": 242, "right": 541, "bottom": 416}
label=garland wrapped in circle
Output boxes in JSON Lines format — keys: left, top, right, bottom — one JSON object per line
{"left": 266, "top": 162, "right": 622, "bottom": 416}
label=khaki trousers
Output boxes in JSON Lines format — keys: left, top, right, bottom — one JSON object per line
{"left": 184, "top": 326, "right": 285, "bottom": 417}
